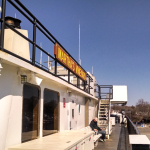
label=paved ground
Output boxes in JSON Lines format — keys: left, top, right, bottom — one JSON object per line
{"left": 94, "top": 124, "right": 121, "bottom": 150}
{"left": 138, "top": 127, "right": 150, "bottom": 140}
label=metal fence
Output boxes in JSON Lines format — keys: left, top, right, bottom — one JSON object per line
{"left": 0, "top": 0, "right": 95, "bottom": 95}
{"left": 126, "top": 115, "right": 140, "bottom": 134}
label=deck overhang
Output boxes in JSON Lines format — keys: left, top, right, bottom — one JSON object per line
{"left": 0, "top": 50, "right": 98, "bottom": 101}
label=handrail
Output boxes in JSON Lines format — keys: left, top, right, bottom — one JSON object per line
{"left": 10, "top": 0, "right": 87, "bottom": 73}
{"left": 126, "top": 115, "right": 140, "bottom": 135}
{"left": 0, "top": 0, "right": 96, "bottom": 96}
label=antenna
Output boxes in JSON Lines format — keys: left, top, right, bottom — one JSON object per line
{"left": 79, "top": 22, "right": 81, "bottom": 65}
{"left": 48, "top": 52, "right": 52, "bottom": 70}
{"left": 92, "top": 66, "right": 93, "bottom": 75}
{"left": 40, "top": 42, "right": 42, "bottom": 67}
{"left": 48, "top": 52, "right": 49, "bottom": 69}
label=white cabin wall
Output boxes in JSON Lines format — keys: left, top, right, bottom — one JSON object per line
{"left": 39, "top": 87, "right": 44, "bottom": 138}
{"left": 89, "top": 100, "right": 97, "bottom": 124}
{"left": 110, "top": 85, "right": 128, "bottom": 104}
{"left": 29, "top": 78, "right": 87, "bottom": 132}
{"left": 40, "top": 79, "right": 69, "bottom": 132}
{"left": 0, "top": 63, "right": 23, "bottom": 150}
{"left": 68, "top": 94, "right": 85, "bottom": 130}
{"left": 76, "top": 96, "right": 85, "bottom": 129}
{"left": 0, "top": 63, "right": 97, "bottom": 150}
{"left": 59, "top": 90, "right": 69, "bottom": 131}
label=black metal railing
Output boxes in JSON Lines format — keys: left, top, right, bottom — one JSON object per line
{"left": 99, "top": 85, "right": 113, "bottom": 100}
{"left": 0, "top": 0, "right": 94, "bottom": 96}
{"left": 126, "top": 115, "right": 140, "bottom": 134}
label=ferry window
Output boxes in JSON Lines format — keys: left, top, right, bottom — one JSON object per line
{"left": 22, "top": 84, "right": 40, "bottom": 143}
{"left": 78, "top": 104, "right": 81, "bottom": 114}
{"left": 43, "top": 89, "right": 59, "bottom": 136}
{"left": 72, "top": 109, "right": 74, "bottom": 119}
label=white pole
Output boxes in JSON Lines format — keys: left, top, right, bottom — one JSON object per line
{"left": 40, "top": 43, "right": 42, "bottom": 67}
{"left": 15, "top": 13, "right": 16, "bottom": 18}
{"left": 79, "top": 22, "right": 81, "bottom": 65}
{"left": 92, "top": 66, "right": 93, "bottom": 75}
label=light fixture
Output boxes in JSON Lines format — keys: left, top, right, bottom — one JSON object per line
{"left": 21, "top": 75, "right": 27, "bottom": 84}
{"left": 67, "top": 89, "right": 72, "bottom": 96}
{"left": 17, "top": 68, "right": 27, "bottom": 84}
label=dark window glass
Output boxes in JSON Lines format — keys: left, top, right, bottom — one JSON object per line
{"left": 72, "top": 109, "right": 74, "bottom": 119}
{"left": 78, "top": 104, "right": 81, "bottom": 114}
{"left": 43, "top": 89, "right": 59, "bottom": 136}
{"left": 22, "top": 84, "right": 39, "bottom": 142}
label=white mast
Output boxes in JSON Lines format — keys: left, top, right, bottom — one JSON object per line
{"left": 79, "top": 22, "right": 81, "bottom": 65}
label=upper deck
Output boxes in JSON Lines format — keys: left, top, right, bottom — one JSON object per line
{"left": 0, "top": 0, "right": 98, "bottom": 100}
{"left": 0, "top": 1, "right": 129, "bottom": 150}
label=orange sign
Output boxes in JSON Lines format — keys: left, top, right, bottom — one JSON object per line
{"left": 54, "top": 43, "right": 86, "bottom": 81}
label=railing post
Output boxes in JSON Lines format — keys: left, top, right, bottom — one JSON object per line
{"left": 0, "top": 0, "right": 6, "bottom": 50}
{"left": 77, "top": 77, "right": 79, "bottom": 88}
{"left": 54, "top": 60, "right": 57, "bottom": 75}
{"left": 84, "top": 80, "right": 86, "bottom": 91}
{"left": 32, "top": 18, "right": 36, "bottom": 65}
{"left": 88, "top": 76, "right": 90, "bottom": 94}
{"left": 108, "top": 98, "right": 111, "bottom": 139}
{"left": 98, "top": 85, "right": 100, "bottom": 99}
{"left": 97, "top": 99, "right": 100, "bottom": 118}
{"left": 68, "top": 70, "right": 70, "bottom": 83}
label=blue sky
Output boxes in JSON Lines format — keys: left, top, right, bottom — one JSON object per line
{"left": 5, "top": 0, "right": 150, "bottom": 106}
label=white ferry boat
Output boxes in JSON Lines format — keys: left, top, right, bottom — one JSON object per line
{"left": 0, "top": 0, "right": 127, "bottom": 150}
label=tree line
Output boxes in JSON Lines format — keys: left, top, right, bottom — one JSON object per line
{"left": 111, "top": 99, "right": 150, "bottom": 123}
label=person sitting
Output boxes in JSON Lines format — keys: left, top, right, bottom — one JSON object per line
{"left": 90, "top": 117, "right": 106, "bottom": 142}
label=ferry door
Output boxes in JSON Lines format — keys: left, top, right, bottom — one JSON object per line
{"left": 22, "top": 84, "right": 40, "bottom": 142}
{"left": 69, "top": 99, "right": 77, "bottom": 130}
{"left": 43, "top": 89, "right": 59, "bottom": 136}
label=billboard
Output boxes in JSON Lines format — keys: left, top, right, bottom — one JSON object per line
{"left": 54, "top": 43, "right": 86, "bottom": 81}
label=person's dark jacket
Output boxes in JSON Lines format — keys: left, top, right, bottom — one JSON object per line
{"left": 90, "top": 119, "right": 101, "bottom": 131}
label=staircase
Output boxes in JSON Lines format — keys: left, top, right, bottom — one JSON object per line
{"left": 97, "top": 100, "right": 112, "bottom": 138}
{"left": 98, "top": 100, "right": 109, "bottom": 128}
